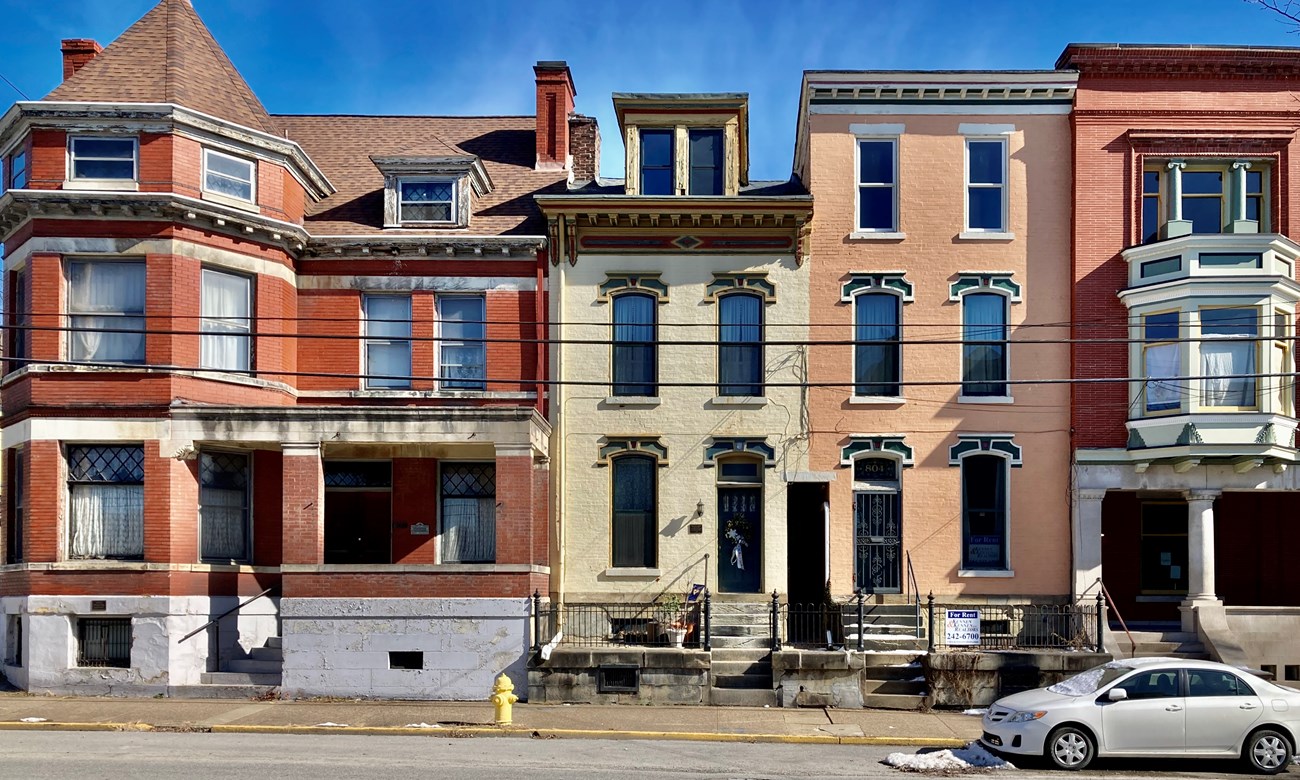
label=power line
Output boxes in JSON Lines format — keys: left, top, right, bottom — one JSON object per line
{"left": 0, "top": 71, "right": 29, "bottom": 100}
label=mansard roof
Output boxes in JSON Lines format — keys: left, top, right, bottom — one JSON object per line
{"left": 45, "top": 0, "right": 277, "bottom": 135}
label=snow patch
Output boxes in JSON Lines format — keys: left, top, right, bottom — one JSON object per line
{"left": 403, "top": 722, "right": 443, "bottom": 729}
{"left": 18, "top": 717, "right": 47, "bottom": 723}
{"left": 313, "top": 722, "right": 350, "bottom": 728}
{"left": 884, "top": 742, "right": 1015, "bottom": 773}
{"left": 962, "top": 708, "right": 988, "bottom": 716}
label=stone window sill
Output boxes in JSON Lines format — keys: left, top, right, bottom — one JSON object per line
{"left": 201, "top": 189, "right": 260, "bottom": 213}
{"left": 710, "top": 396, "right": 768, "bottom": 408}
{"left": 601, "top": 567, "right": 662, "bottom": 578}
{"left": 958, "top": 569, "right": 1015, "bottom": 578}
{"left": 64, "top": 179, "right": 139, "bottom": 192}
{"left": 958, "top": 231, "right": 1015, "bottom": 241}
{"left": 849, "top": 231, "right": 906, "bottom": 241}
{"left": 603, "top": 396, "right": 661, "bottom": 407}
{"left": 848, "top": 396, "right": 905, "bottom": 406}
{"left": 958, "top": 395, "right": 1014, "bottom": 405}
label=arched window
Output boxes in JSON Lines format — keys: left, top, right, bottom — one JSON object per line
{"left": 718, "top": 293, "right": 763, "bottom": 396}
{"left": 611, "top": 454, "right": 656, "bottom": 568}
{"left": 961, "top": 292, "right": 1008, "bottom": 398}
{"left": 854, "top": 293, "right": 901, "bottom": 397}
{"left": 961, "top": 454, "right": 1008, "bottom": 571}
{"left": 612, "top": 293, "right": 657, "bottom": 397}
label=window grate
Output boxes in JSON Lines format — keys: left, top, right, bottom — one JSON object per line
{"left": 77, "top": 617, "right": 131, "bottom": 668}
{"left": 67, "top": 446, "right": 144, "bottom": 483}
{"left": 441, "top": 464, "right": 495, "bottom": 497}
{"left": 324, "top": 461, "right": 392, "bottom": 489}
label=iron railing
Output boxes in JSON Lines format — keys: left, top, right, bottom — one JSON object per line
{"left": 536, "top": 596, "right": 707, "bottom": 649}
{"left": 928, "top": 599, "right": 1102, "bottom": 651}
{"left": 781, "top": 600, "right": 848, "bottom": 649}
{"left": 77, "top": 617, "right": 132, "bottom": 667}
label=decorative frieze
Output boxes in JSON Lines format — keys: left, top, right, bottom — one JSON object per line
{"left": 947, "top": 434, "right": 1022, "bottom": 467}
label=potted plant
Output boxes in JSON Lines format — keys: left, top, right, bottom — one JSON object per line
{"left": 658, "top": 594, "right": 688, "bottom": 648}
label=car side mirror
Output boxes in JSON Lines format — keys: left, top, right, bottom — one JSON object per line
{"left": 1107, "top": 687, "right": 1128, "bottom": 702}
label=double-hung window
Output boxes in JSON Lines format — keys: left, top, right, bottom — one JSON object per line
{"left": 1200, "top": 307, "right": 1258, "bottom": 409}
{"left": 1182, "top": 171, "right": 1224, "bottom": 235}
{"left": 1142, "top": 312, "right": 1181, "bottom": 414}
{"left": 69, "top": 136, "right": 137, "bottom": 182}
{"left": 611, "top": 455, "right": 656, "bottom": 568}
{"left": 640, "top": 129, "right": 674, "bottom": 196}
{"left": 1142, "top": 170, "right": 1162, "bottom": 244}
{"left": 857, "top": 139, "right": 897, "bottom": 231}
{"left": 961, "top": 293, "right": 1008, "bottom": 398}
{"left": 9, "top": 269, "right": 26, "bottom": 367}
{"left": 399, "top": 180, "right": 455, "bottom": 224}
{"left": 1143, "top": 162, "right": 1269, "bottom": 240}
{"left": 718, "top": 294, "right": 763, "bottom": 396}
{"left": 7, "top": 147, "right": 27, "bottom": 189}
{"left": 1274, "top": 310, "right": 1293, "bottom": 416}
{"left": 363, "top": 295, "right": 412, "bottom": 389}
{"left": 612, "top": 293, "right": 656, "bottom": 397}
{"left": 6, "top": 448, "right": 24, "bottom": 564}
{"left": 440, "top": 463, "right": 496, "bottom": 563}
{"left": 961, "top": 454, "right": 1008, "bottom": 571}
{"left": 854, "top": 293, "right": 900, "bottom": 397}
{"left": 688, "top": 129, "right": 724, "bottom": 196}
{"left": 200, "top": 268, "right": 251, "bottom": 371}
{"left": 202, "top": 149, "right": 256, "bottom": 203}
{"left": 68, "top": 445, "right": 144, "bottom": 560}
{"left": 67, "top": 260, "right": 146, "bottom": 364}
{"left": 200, "top": 451, "right": 250, "bottom": 562}
{"left": 439, "top": 296, "right": 486, "bottom": 390}
{"left": 965, "top": 138, "right": 1007, "bottom": 232}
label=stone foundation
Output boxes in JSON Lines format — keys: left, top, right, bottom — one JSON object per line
{"left": 528, "top": 647, "right": 710, "bottom": 704}
{"left": 926, "top": 650, "right": 1111, "bottom": 707}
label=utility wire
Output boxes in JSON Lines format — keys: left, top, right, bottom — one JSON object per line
{"left": 0, "top": 71, "right": 29, "bottom": 100}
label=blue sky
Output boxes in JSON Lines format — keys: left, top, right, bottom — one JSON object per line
{"left": 0, "top": 0, "right": 1297, "bottom": 181}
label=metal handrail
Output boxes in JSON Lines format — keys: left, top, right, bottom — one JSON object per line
{"left": 177, "top": 586, "right": 276, "bottom": 644}
{"left": 906, "top": 551, "right": 921, "bottom": 642}
{"left": 1097, "top": 579, "right": 1137, "bottom": 656}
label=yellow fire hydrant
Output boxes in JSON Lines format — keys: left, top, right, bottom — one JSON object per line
{"left": 490, "top": 673, "right": 518, "bottom": 725}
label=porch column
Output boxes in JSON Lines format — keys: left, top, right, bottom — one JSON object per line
{"left": 1072, "top": 489, "right": 1107, "bottom": 600}
{"left": 1181, "top": 490, "right": 1222, "bottom": 631}
{"left": 281, "top": 442, "right": 324, "bottom": 565}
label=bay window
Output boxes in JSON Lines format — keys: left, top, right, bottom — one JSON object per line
{"left": 1142, "top": 311, "right": 1181, "bottom": 413}
{"left": 68, "top": 445, "right": 144, "bottom": 560}
{"left": 200, "top": 268, "right": 251, "bottom": 371}
{"left": 1200, "top": 307, "right": 1258, "bottom": 409}
{"left": 67, "top": 260, "right": 146, "bottom": 363}
{"left": 69, "top": 136, "right": 137, "bottom": 182}
{"left": 612, "top": 293, "right": 656, "bottom": 396}
{"left": 7, "top": 147, "right": 27, "bottom": 189}
{"left": 854, "top": 293, "right": 900, "bottom": 397}
{"left": 202, "top": 149, "right": 256, "bottom": 203}
{"left": 1275, "top": 309, "right": 1293, "bottom": 416}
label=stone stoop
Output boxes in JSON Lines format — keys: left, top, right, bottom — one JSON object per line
{"left": 708, "top": 647, "right": 777, "bottom": 707}
{"left": 709, "top": 601, "right": 775, "bottom": 650}
{"left": 860, "top": 651, "right": 927, "bottom": 710}
{"left": 175, "top": 636, "right": 283, "bottom": 698}
{"left": 1111, "top": 629, "right": 1209, "bottom": 660}
{"left": 842, "top": 602, "right": 926, "bottom": 652}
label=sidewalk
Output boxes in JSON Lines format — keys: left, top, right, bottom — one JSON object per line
{"left": 0, "top": 693, "right": 981, "bottom": 747}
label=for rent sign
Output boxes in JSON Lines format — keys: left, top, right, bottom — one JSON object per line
{"left": 945, "top": 609, "right": 981, "bottom": 646}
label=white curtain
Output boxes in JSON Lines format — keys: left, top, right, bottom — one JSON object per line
{"left": 442, "top": 497, "right": 495, "bottom": 563}
{"left": 1143, "top": 343, "right": 1181, "bottom": 411}
{"left": 1202, "top": 342, "right": 1256, "bottom": 407}
{"left": 201, "top": 485, "right": 247, "bottom": 560}
{"left": 201, "top": 270, "right": 250, "bottom": 371}
{"left": 70, "top": 484, "right": 144, "bottom": 559}
{"left": 68, "top": 262, "right": 146, "bottom": 362}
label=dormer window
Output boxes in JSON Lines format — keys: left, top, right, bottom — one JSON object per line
{"left": 399, "top": 180, "right": 455, "bottom": 224}
{"left": 688, "top": 129, "right": 724, "bottom": 196}
{"left": 640, "top": 130, "right": 674, "bottom": 196}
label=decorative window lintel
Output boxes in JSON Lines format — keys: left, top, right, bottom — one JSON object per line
{"left": 598, "top": 436, "right": 669, "bottom": 466}
{"left": 598, "top": 273, "right": 669, "bottom": 302}
{"left": 840, "top": 435, "right": 913, "bottom": 467}
{"left": 841, "top": 272, "right": 913, "bottom": 303}
{"left": 705, "top": 437, "right": 776, "bottom": 467}
{"left": 949, "top": 272, "right": 1021, "bottom": 303}
{"left": 948, "top": 434, "right": 1022, "bottom": 467}
{"left": 705, "top": 273, "right": 776, "bottom": 303}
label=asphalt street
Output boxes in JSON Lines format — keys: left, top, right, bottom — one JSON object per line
{"left": 0, "top": 731, "right": 1271, "bottom": 779}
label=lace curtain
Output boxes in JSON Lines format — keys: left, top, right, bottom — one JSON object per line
{"left": 200, "top": 270, "right": 251, "bottom": 371}
{"left": 70, "top": 484, "right": 144, "bottom": 559}
{"left": 68, "top": 262, "right": 145, "bottom": 363}
{"left": 441, "top": 497, "right": 496, "bottom": 563}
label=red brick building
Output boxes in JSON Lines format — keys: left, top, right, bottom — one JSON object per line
{"left": 0, "top": 0, "right": 579, "bottom": 697}
{"left": 1062, "top": 44, "right": 1300, "bottom": 674}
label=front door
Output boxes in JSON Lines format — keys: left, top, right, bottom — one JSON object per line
{"left": 719, "top": 487, "right": 761, "bottom": 593}
{"left": 855, "top": 491, "right": 901, "bottom": 594}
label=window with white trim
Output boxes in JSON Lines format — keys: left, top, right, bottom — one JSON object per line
{"left": 399, "top": 179, "right": 455, "bottom": 224}
{"left": 1141, "top": 311, "right": 1181, "bottom": 414}
{"left": 1200, "top": 307, "right": 1258, "bottom": 409}
{"left": 68, "top": 136, "right": 137, "bottom": 181}
{"left": 67, "top": 260, "right": 146, "bottom": 364}
{"left": 965, "top": 138, "right": 1007, "bottom": 232}
{"left": 439, "top": 296, "right": 486, "bottom": 390}
{"left": 202, "top": 148, "right": 256, "bottom": 203}
{"left": 200, "top": 268, "right": 252, "bottom": 372}
{"left": 857, "top": 139, "right": 897, "bottom": 231}
{"left": 7, "top": 146, "right": 27, "bottom": 189}
{"left": 363, "top": 294, "right": 412, "bottom": 389}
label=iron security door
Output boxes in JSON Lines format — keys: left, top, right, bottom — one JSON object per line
{"left": 855, "top": 491, "right": 901, "bottom": 594}
{"left": 719, "top": 487, "right": 761, "bottom": 593}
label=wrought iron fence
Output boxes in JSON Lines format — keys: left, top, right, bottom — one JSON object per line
{"left": 536, "top": 597, "right": 707, "bottom": 649}
{"left": 929, "top": 601, "right": 1101, "bottom": 651}
{"left": 781, "top": 601, "right": 849, "bottom": 649}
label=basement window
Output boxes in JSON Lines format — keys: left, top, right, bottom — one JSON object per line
{"left": 76, "top": 617, "right": 131, "bottom": 668}
{"left": 389, "top": 651, "right": 424, "bottom": 670}
{"left": 597, "top": 664, "right": 639, "bottom": 694}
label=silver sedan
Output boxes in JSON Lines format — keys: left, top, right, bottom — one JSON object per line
{"left": 980, "top": 657, "right": 1300, "bottom": 773}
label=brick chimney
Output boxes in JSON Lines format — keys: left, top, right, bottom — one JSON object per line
{"left": 568, "top": 114, "right": 600, "bottom": 183}
{"left": 534, "top": 61, "right": 576, "bottom": 172}
{"left": 61, "top": 39, "right": 103, "bottom": 81}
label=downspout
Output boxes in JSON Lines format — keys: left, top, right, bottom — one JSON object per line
{"left": 823, "top": 500, "right": 831, "bottom": 590}
{"left": 549, "top": 226, "right": 566, "bottom": 611}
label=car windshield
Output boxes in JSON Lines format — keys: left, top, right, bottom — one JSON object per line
{"left": 1047, "top": 664, "right": 1134, "bottom": 696}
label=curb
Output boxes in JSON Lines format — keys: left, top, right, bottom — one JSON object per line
{"left": 0, "top": 720, "right": 970, "bottom": 747}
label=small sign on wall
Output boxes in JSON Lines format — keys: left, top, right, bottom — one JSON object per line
{"left": 410, "top": 523, "right": 430, "bottom": 536}
{"left": 945, "top": 609, "right": 981, "bottom": 646}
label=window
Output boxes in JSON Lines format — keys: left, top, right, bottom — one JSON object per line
{"left": 718, "top": 294, "right": 763, "bottom": 396}
{"left": 7, "top": 147, "right": 27, "bottom": 189}
{"left": 323, "top": 461, "right": 392, "bottom": 565}
{"left": 389, "top": 651, "right": 423, "bottom": 670}
{"left": 1275, "top": 310, "right": 1292, "bottom": 416}
{"left": 966, "top": 139, "right": 1007, "bottom": 232}
{"left": 640, "top": 129, "right": 674, "bottom": 196}
{"left": 76, "top": 617, "right": 131, "bottom": 668}
{"left": 1142, "top": 311, "right": 1181, "bottom": 414}
{"left": 612, "top": 293, "right": 656, "bottom": 396}
{"left": 67, "top": 260, "right": 146, "bottom": 363}
{"left": 363, "top": 295, "right": 412, "bottom": 389}
{"left": 961, "top": 293, "right": 1008, "bottom": 397}
{"left": 961, "top": 454, "right": 1007, "bottom": 571}
{"left": 1182, "top": 171, "right": 1224, "bottom": 235}
{"left": 399, "top": 180, "right": 455, "bottom": 223}
{"left": 202, "top": 149, "right": 256, "bottom": 203}
{"left": 1188, "top": 669, "right": 1252, "bottom": 697}
{"left": 200, "top": 269, "right": 251, "bottom": 372}
{"left": 857, "top": 139, "right": 897, "bottom": 231}
{"left": 6, "top": 448, "right": 23, "bottom": 564}
{"left": 9, "top": 268, "right": 26, "bottom": 366}
{"left": 688, "top": 129, "right": 723, "bottom": 196}
{"left": 67, "top": 445, "right": 144, "bottom": 560}
{"left": 853, "top": 458, "right": 901, "bottom": 593}
{"left": 1245, "top": 170, "right": 1264, "bottom": 223}
{"left": 612, "top": 455, "right": 656, "bottom": 568}
{"left": 1143, "top": 162, "right": 1270, "bottom": 239}
{"left": 69, "top": 136, "right": 136, "bottom": 181}
{"left": 440, "top": 463, "right": 496, "bottom": 563}
{"left": 200, "top": 451, "right": 250, "bottom": 562}
{"left": 1141, "top": 170, "right": 1161, "bottom": 244}
{"left": 1112, "top": 669, "right": 1180, "bottom": 700}
{"left": 1140, "top": 502, "right": 1188, "bottom": 594}
{"left": 854, "top": 293, "right": 900, "bottom": 397}
{"left": 439, "top": 296, "right": 486, "bottom": 390}
{"left": 5, "top": 615, "right": 21, "bottom": 668}
{"left": 1200, "top": 307, "right": 1257, "bottom": 409}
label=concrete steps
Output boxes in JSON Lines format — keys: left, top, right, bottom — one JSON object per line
{"left": 710, "top": 602, "right": 773, "bottom": 650}
{"left": 1113, "top": 630, "right": 1209, "bottom": 660}
{"left": 861, "top": 650, "right": 926, "bottom": 710}
{"left": 190, "top": 636, "right": 283, "bottom": 696}
{"left": 198, "top": 671, "right": 282, "bottom": 686}
{"left": 843, "top": 602, "right": 925, "bottom": 652}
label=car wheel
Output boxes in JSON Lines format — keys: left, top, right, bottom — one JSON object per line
{"left": 1046, "top": 725, "right": 1095, "bottom": 771}
{"left": 1243, "top": 729, "right": 1291, "bottom": 775}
